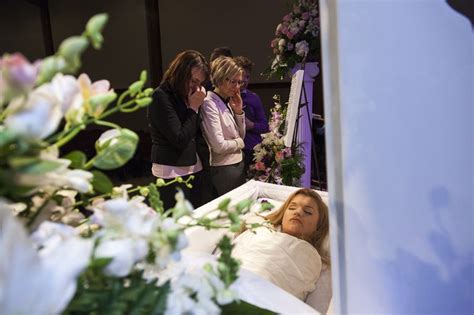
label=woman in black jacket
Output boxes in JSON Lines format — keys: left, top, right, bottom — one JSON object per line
{"left": 147, "top": 50, "right": 212, "bottom": 210}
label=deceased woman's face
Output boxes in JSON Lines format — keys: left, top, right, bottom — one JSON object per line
{"left": 281, "top": 194, "right": 320, "bottom": 241}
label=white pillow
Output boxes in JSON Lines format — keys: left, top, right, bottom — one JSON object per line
{"left": 306, "top": 267, "right": 332, "bottom": 314}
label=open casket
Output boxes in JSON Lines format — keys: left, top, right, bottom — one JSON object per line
{"left": 182, "top": 180, "right": 332, "bottom": 314}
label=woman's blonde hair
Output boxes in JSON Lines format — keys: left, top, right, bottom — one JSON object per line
{"left": 210, "top": 56, "right": 243, "bottom": 88}
{"left": 266, "top": 188, "right": 330, "bottom": 266}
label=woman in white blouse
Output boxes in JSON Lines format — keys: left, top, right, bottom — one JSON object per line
{"left": 200, "top": 57, "right": 246, "bottom": 196}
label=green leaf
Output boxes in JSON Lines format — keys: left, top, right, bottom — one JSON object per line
{"left": 93, "top": 129, "right": 138, "bottom": 170}
{"left": 235, "top": 199, "right": 252, "bottom": 213}
{"left": 221, "top": 300, "right": 276, "bottom": 314}
{"left": 91, "top": 170, "right": 113, "bottom": 194}
{"left": 7, "top": 156, "right": 39, "bottom": 168}
{"left": 259, "top": 201, "right": 274, "bottom": 212}
{"left": 218, "top": 198, "right": 231, "bottom": 211}
{"left": 148, "top": 183, "right": 163, "bottom": 213}
{"left": 0, "top": 129, "right": 18, "bottom": 147}
{"left": 63, "top": 150, "right": 87, "bottom": 169}
{"left": 12, "top": 158, "right": 63, "bottom": 175}
{"left": 89, "top": 257, "right": 113, "bottom": 269}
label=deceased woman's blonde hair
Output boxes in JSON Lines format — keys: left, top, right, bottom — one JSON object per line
{"left": 210, "top": 56, "right": 243, "bottom": 88}
{"left": 266, "top": 188, "right": 330, "bottom": 266}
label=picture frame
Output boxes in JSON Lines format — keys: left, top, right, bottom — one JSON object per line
{"left": 284, "top": 69, "right": 304, "bottom": 147}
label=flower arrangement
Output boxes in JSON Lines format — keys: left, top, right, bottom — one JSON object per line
{"left": 249, "top": 95, "right": 304, "bottom": 186}
{"left": 0, "top": 14, "right": 273, "bottom": 315}
{"left": 266, "top": 0, "right": 320, "bottom": 79}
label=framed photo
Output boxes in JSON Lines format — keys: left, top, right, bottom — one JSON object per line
{"left": 284, "top": 69, "right": 304, "bottom": 147}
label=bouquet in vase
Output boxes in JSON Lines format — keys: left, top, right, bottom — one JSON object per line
{"left": 249, "top": 95, "right": 304, "bottom": 186}
{"left": 265, "top": 0, "right": 320, "bottom": 79}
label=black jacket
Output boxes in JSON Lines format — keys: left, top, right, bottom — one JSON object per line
{"left": 147, "top": 83, "right": 210, "bottom": 169}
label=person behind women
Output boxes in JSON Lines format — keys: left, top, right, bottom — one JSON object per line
{"left": 231, "top": 188, "right": 330, "bottom": 300}
{"left": 210, "top": 46, "right": 233, "bottom": 63}
{"left": 204, "top": 46, "right": 234, "bottom": 91}
{"left": 147, "top": 50, "right": 212, "bottom": 210}
{"left": 200, "top": 56, "right": 246, "bottom": 196}
{"left": 233, "top": 56, "right": 269, "bottom": 171}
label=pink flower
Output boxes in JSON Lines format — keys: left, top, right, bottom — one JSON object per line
{"left": 0, "top": 53, "right": 40, "bottom": 91}
{"left": 255, "top": 161, "right": 266, "bottom": 171}
{"left": 275, "top": 151, "right": 284, "bottom": 162}
{"left": 283, "top": 14, "right": 291, "bottom": 22}
{"left": 270, "top": 38, "right": 278, "bottom": 48}
{"left": 77, "top": 73, "right": 115, "bottom": 117}
{"left": 302, "top": 12, "right": 310, "bottom": 20}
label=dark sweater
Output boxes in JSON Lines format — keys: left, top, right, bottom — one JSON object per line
{"left": 147, "top": 83, "right": 210, "bottom": 169}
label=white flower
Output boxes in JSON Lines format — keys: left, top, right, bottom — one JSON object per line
{"left": 165, "top": 270, "right": 223, "bottom": 315}
{"left": 216, "top": 288, "right": 238, "bottom": 305}
{"left": 278, "top": 38, "right": 286, "bottom": 47}
{"left": 61, "top": 169, "right": 93, "bottom": 193}
{"left": 91, "top": 196, "right": 158, "bottom": 238}
{"left": 4, "top": 86, "right": 63, "bottom": 139}
{"left": 4, "top": 72, "right": 84, "bottom": 139}
{"left": 94, "top": 238, "right": 144, "bottom": 277}
{"left": 295, "top": 40, "right": 309, "bottom": 57}
{"left": 164, "top": 288, "right": 196, "bottom": 315}
{"left": 77, "top": 73, "right": 114, "bottom": 118}
{"left": 111, "top": 183, "right": 133, "bottom": 198}
{"left": 0, "top": 207, "right": 92, "bottom": 315}
{"left": 172, "top": 189, "right": 193, "bottom": 219}
{"left": 31, "top": 221, "right": 76, "bottom": 251}
{"left": 275, "top": 23, "right": 282, "bottom": 35}
{"left": 49, "top": 73, "right": 81, "bottom": 116}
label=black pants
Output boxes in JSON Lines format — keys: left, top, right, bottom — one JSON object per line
{"left": 211, "top": 160, "right": 245, "bottom": 197}
{"left": 243, "top": 148, "right": 254, "bottom": 175}
{"left": 158, "top": 170, "right": 214, "bottom": 211}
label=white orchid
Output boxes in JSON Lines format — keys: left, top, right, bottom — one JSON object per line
{"left": 4, "top": 86, "right": 63, "bottom": 139}
{"left": 172, "top": 189, "right": 194, "bottom": 219}
{"left": 165, "top": 269, "right": 229, "bottom": 315}
{"left": 91, "top": 196, "right": 158, "bottom": 238}
{"left": 77, "top": 73, "right": 115, "bottom": 118}
{"left": 94, "top": 238, "right": 147, "bottom": 277}
{"left": 0, "top": 206, "right": 92, "bottom": 315}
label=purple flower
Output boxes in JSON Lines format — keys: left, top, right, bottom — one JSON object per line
{"left": 295, "top": 40, "right": 309, "bottom": 57}
{"left": 302, "top": 12, "right": 310, "bottom": 20}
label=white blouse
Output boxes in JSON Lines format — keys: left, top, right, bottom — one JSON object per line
{"left": 232, "top": 226, "right": 322, "bottom": 300}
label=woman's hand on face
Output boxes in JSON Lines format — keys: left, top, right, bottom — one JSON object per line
{"left": 229, "top": 91, "right": 243, "bottom": 115}
{"left": 188, "top": 86, "right": 206, "bottom": 111}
